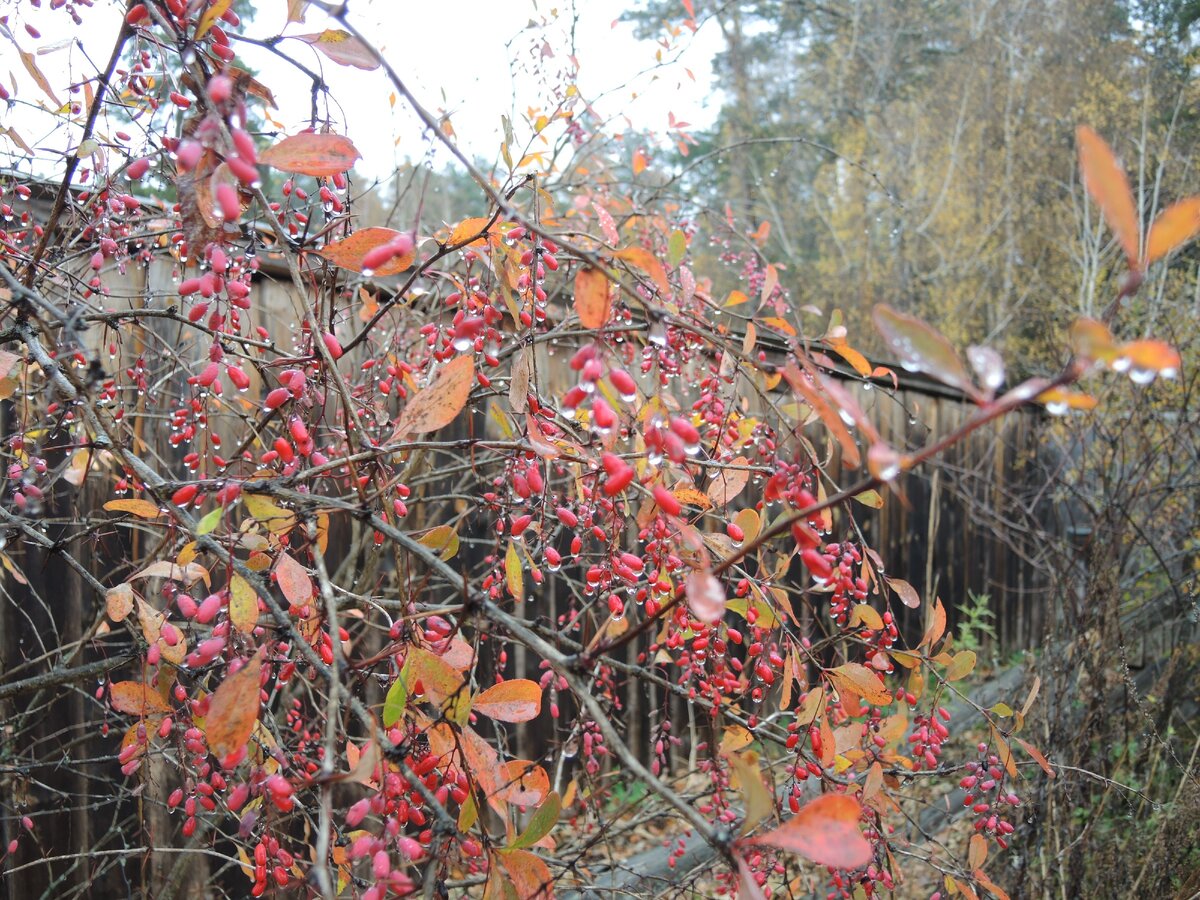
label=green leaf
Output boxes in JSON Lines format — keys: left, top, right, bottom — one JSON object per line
{"left": 852, "top": 489, "right": 884, "bottom": 509}
{"left": 667, "top": 229, "right": 687, "bottom": 267}
{"left": 382, "top": 677, "right": 408, "bottom": 727}
{"left": 195, "top": 506, "right": 222, "bottom": 535}
{"left": 508, "top": 791, "right": 560, "bottom": 849}
{"left": 991, "top": 702, "right": 1014, "bottom": 717}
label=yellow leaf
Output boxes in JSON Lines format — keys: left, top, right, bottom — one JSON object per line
{"left": 229, "top": 574, "right": 259, "bottom": 632}
{"left": 944, "top": 650, "right": 976, "bottom": 681}
{"left": 418, "top": 525, "right": 460, "bottom": 561}
{"left": 505, "top": 540, "right": 524, "bottom": 599}
{"left": 104, "top": 498, "right": 163, "bottom": 518}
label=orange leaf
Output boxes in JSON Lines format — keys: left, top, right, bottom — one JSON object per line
{"left": 104, "top": 498, "right": 162, "bottom": 518}
{"left": 574, "top": 266, "right": 612, "bottom": 329}
{"left": 498, "top": 848, "right": 553, "bottom": 899}
{"left": 318, "top": 227, "right": 414, "bottom": 276}
{"left": 391, "top": 355, "right": 474, "bottom": 438}
{"left": 969, "top": 833, "right": 988, "bottom": 869}
{"left": 1118, "top": 339, "right": 1182, "bottom": 377}
{"left": 474, "top": 679, "right": 542, "bottom": 723}
{"left": 205, "top": 652, "right": 264, "bottom": 761}
{"left": 1076, "top": 125, "right": 1140, "bottom": 268}
{"left": 873, "top": 305, "right": 981, "bottom": 400}
{"left": 748, "top": 793, "right": 873, "bottom": 869}
{"left": 497, "top": 761, "right": 550, "bottom": 807}
{"left": 706, "top": 456, "right": 750, "bottom": 506}
{"left": 1015, "top": 736, "right": 1056, "bottom": 778}
{"left": 446, "top": 217, "right": 493, "bottom": 247}
{"left": 293, "top": 30, "right": 379, "bottom": 70}
{"left": 275, "top": 550, "right": 313, "bottom": 605}
{"left": 110, "top": 681, "right": 172, "bottom": 716}
{"left": 781, "top": 364, "right": 861, "bottom": 468}
{"left": 923, "top": 597, "right": 947, "bottom": 649}
{"left": 1146, "top": 197, "right": 1200, "bottom": 263}
{"left": 614, "top": 246, "right": 670, "bottom": 296}
{"left": 632, "top": 147, "right": 648, "bottom": 175}
{"left": 259, "top": 132, "right": 361, "bottom": 177}
{"left": 827, "top": 663, "right": 893, "bottom": 706}
{"left": 106, "top": 583, "right": 135, "bottom": 622}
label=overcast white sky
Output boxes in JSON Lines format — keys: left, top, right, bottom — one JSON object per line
{"left": 2, "top": 0, "right": 724, "bottom": 179}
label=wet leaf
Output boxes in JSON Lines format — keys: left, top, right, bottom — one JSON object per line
{"left": 391, "top": 355, "right": 474, "bottom": 438}
{"left": 886, "top": 577, "right": 920, "bottom": 609}
{"left": 873, "top": 305, "right": 981, "bottom": 400}
{"left": 259, "top": 132, "right": 361, "bottom": 177}
{"left": 1076, "top": 125, "right": 1140, "bottom": 267}
{"left": 205, "top": 651, "right": 264, "bottom": 761}
{"left": 294, "top": 30, "right": 379, "bottom": 70}
{"left": 318, "top": 227, "right": 414, "bottom": 276}
{"left": 574, "top": 266, "right": 612, "bottom": 329}
{"left": 707, "top": 456, "right": 750, "bottom": 506}
{"left": 473, "top": 679, "right": 542, "bottom": 723}
{"left": 748, "top": 793, "right": 872, "bottom": 869}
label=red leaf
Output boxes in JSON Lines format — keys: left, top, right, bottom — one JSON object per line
{"left": 574, "top": 266, "right": 612, "bottom": 329}
{"left": 748, "top": 793, "right": 872, "bottom": 870}
{"left": 318, "top": 227, "right": 414, "bottom": 276}
{"left": 294, "top": 30, "right": 379, "bottom": 70}
{"left": 1076, "top": 125, "right": 1140, "bottom": 268}
{"left": 205, "top": 652, "right": 263, "bottom": 761}
{"left": 473, "top": 679, "right": 542, "bottom": 723}
{"left": 390, "top": 354, "right": 474, "bottom": 439}
{"left": 259, "top": 132, "right": 361, "bottom": 177}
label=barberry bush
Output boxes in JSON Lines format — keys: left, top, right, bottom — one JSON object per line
{"left": 0, "top": 2, "right": 1191, "bottom": 898}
